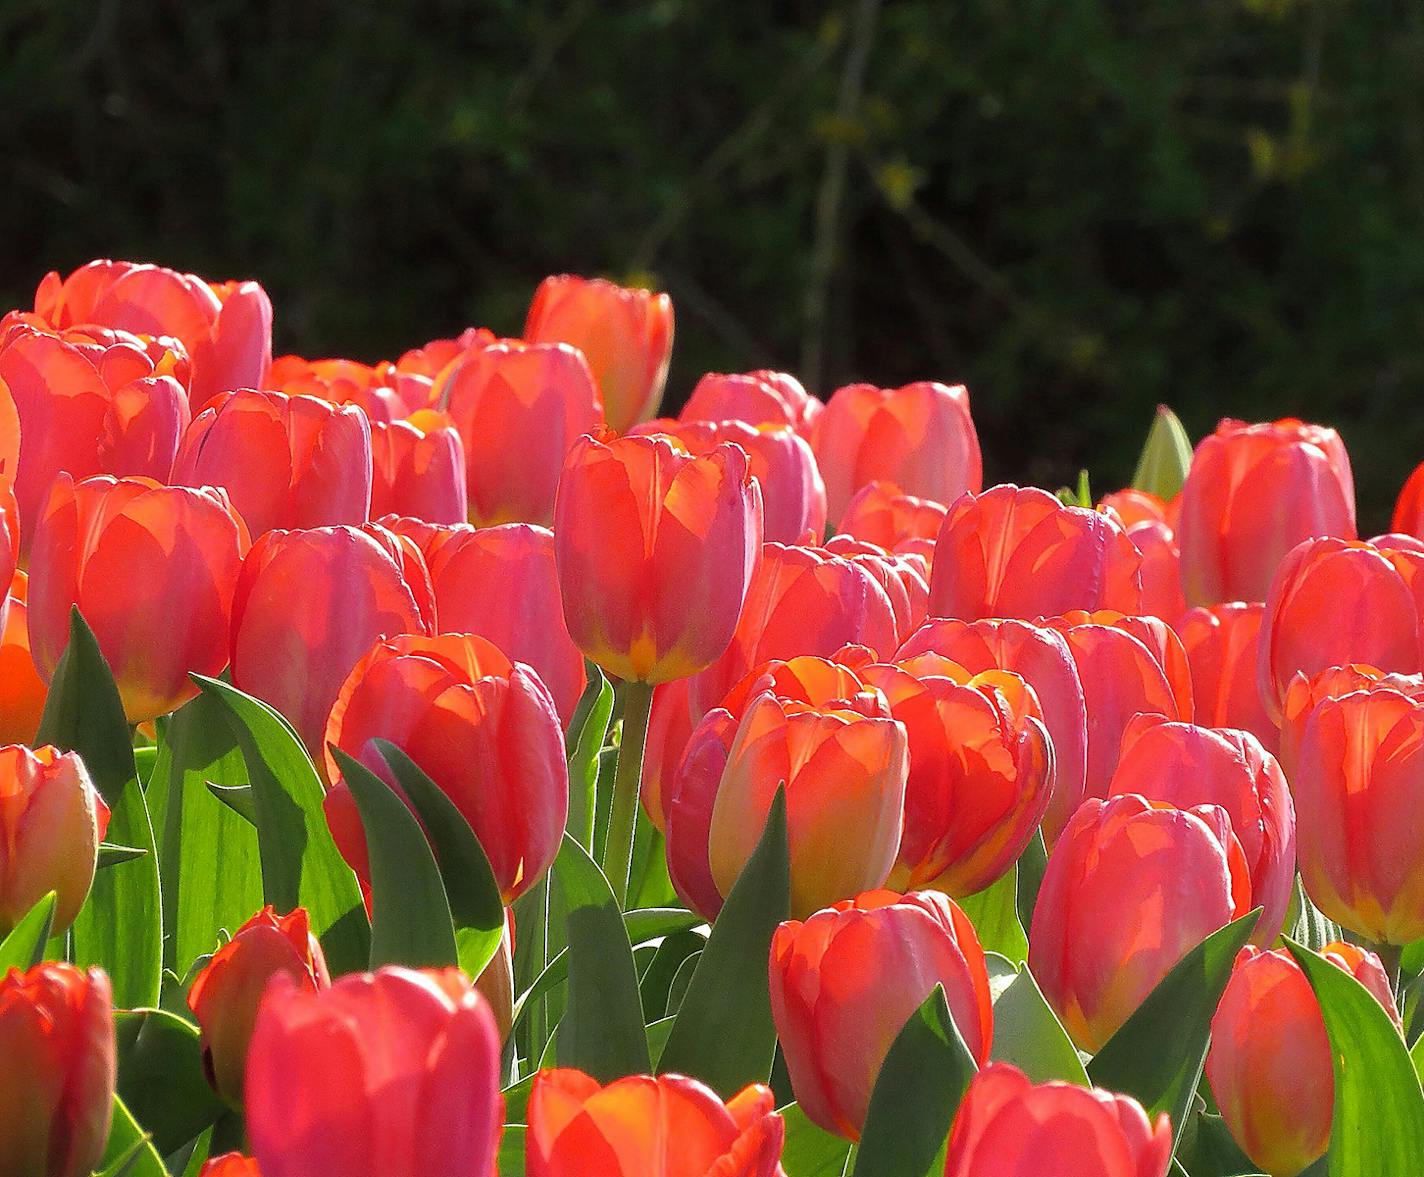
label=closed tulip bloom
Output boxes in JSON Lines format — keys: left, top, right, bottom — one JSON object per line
{"left": 1030, "top": 793, "right": 1252, "bottom": 1051}
{"left": 1126, "top": 518, "right": 1185, "bottom": 622}
{"left": 368, "top": 410, "right": 467, "bottom": 525}
{"left": 838, "top": 480, "right": 947, "bottom": 566}
{"left": 395, "top": 326, "right": 495, "bottom": 380}
{"left": 770, "top": 889, "right": 992, "bottom": 1140}
{"left": 554, "top": 432, "right": 761, "bottom": 685}
{"left": 269, "top": 355, "right": 435, "bottom": 424}
{"left": 246, "top": 967, "right": 503, "bottom": 1177}
{"left": 642, "top": 678, "right": 696, "bottom": 834}
{"left": 1278, "top": 663, "right": 1424, "bottom": 777}
{"left": 525, "top": 274, "right": 674, "bottom": 430}
{"left": 0, "top": 574, "right": 48, "bottom": 745}
{"left": 173, "top": 388, "right": 372, "bottom": 539}
{"left": 229, "top": 523, "right": 436, "bottom": 759}
{"left": 29, "top": 475, "right": 248, "bottom": 723}
{"left": 527, "top": 1069, "right": 784, "bottom": 1177}
{"left": 200, "top": 1156, "right": 263, "bottom": 1177}
{"left": 707, "top": 687, "right": 907, "bottom": 918}
{"left": 929, "top": 485, "right": 1144, "bottom": 622}
{"left": 0, "top": 962, "right": 115, "bottom": 1177}
{"left": 822, "top": 535, "right": 930, "bottom": 645}
{"left": 434, "top": 340, "right": 603, "bottom": 526}
{"left": 1392, "top": 459, "right": 1424, "bottom": 538}
{"left": 1207, "top": 942, "right": 1400, "bottom": 1177}
{"left": 1099, "top": 488, "right": 1180, "bottom": 531}
{"left": 1094, "top": 611, "right": 1196, "bottom": 718}
{"left": 1179, "top": 419, "right": 1356, "bottom": 606}
{"left": 187, "top": 906, "right": 331, "bottom": 1106}
{"left": 682, "top": 370, "right": 822, "bottom": 440}
{"left": 1257, "top": 537, "right": 1424, "bottom": 723}
{"left": 1176, "top": 602, "right": 1277, "bottom": 756}
{"left": 32, "top": 259, "right": 272, "bottom": 406}
{"left": 1108, "top": 715, "right": 1295, "bottom": 942}
{"left": 944, "top": 1062, "right": 1171, "bottom": 1177}
{"left": 322, "top": 634, "right": 567, "bottom": 904}
{"left": 814, "top": 381, "right": 982, "bottom": 524}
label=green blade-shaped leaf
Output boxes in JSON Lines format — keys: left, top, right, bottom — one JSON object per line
{"left": 37, "top": 608, "right": 161, "bottom": 1008}
{"left": 332, "top": 747, "right": 457, "bottom": 970}
{"left": 780, "top": 1103, "right": 854, "bottom": 1176}
{"left": 958, "top": 866, "right": 1027, "bottom": 965}
{"left": 1089, "top": 910, "right": 1260, "bottom": 1158}
{"left": 1131, "top": 404, "right": 1194, "bottom": 499}
{"left": 96, "top": 843, "right": 148, "bottom": 869}
{"left": 989, "top": 963, "right": 1088, "bottom": 1085}
{"left": 0, "top": 891, "right": 56, "bottom": 971}
{"left": 205, "top": 783, "right": 255, "bottom": 823}
{"left": 97, "top": 1095, "right": 169, "bottom": 1177}
{"left": 853, "top": 985, "right": 978, "bottom": 1177}
{"left": 496, "top": 1124, "right": 527, "bottom": 1177}
{"left": 552, "top": 832, "right": 650, "bottom": 1081}
{"left": 657, "top": 789, "right": 789, "bottom": 1095}
{"left": 115, "top": 1008, "right": 226, "bottom": 1156}
{"left": 1286, "top": 938, "right": 1424, "bottom": 1175}
{"left": 565, "top": 666, "right": 614, "bottom": 849}
{"left": 195, "top": 676, "right": 368, "bottom": 975}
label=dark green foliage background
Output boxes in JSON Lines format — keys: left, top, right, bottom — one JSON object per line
{"left": 4, "top": 0, "right": 1422, "bottom": 527}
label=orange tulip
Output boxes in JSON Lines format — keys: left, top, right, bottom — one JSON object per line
{"left": 681, "top": 369, "right": 822, "bottom": 440}
{"left": 1257, "top": 536, "right": 1424, "bottom": 723}
{"left": 944, "top": 1062, "right": 1172, "bottom": 1177}
{"left": 525, "top": 274, "right": 674, "bottom": 431}
{"left": 31, "top": 259, "right": 272, "bottom": 406}
{"left": 229, "top": 523, "right": 435, "bottom": 759}
{"left": 929, "top": 485, "right": 1143, "bottom": 622}
{"left": 813, "top": 381, "right": 982, "bottom": 524}
{"left": 1175, "top": 602, "right": 1277, "bottom": 756}
{"left": 246, "top": 967, "right": 503, "bottom": 1177}
{"left": 172, "top": 388, "right": 372, "bottom": 538}
{"left": 433, "top": 339, "right": 603, "bottom": 526}
{"left": 187, "top": 906, "right": 330, "bottom": 1107}
{"left": 527, "top": 1069, "right": 784, "bottom": 1177}
{"left": 200, "top": 1156, "right": 263, "bottom": 1177}
{"left": 1029, "top": 793, "right": 1252, "bottom": 1051}
{"left": 896, "top": 617, "right": 1089, "bottom": 843}
{"left": 770, "top": 889, "right": 992, "bottom": 1140}
{"left": 368, "top": 410, "right": 467, "bottom": 526}
{"left": 29, "top": 474, "right": 248, "bottom": 723}
{"left": 394, "top": 326, "right": 495, "bottom": 380}
{"left": 1108, "top": 715, "right": 1295, "bottom": 943}
{"left": 0, "top": 573, "right": 48, "bottom": 745}
{"left": 838, "top": 480, "right": 947, "bottom": 567}
{"left": 0, "top": 962, "right": 114, "bottom": 1177}
{"left": 322, "top": 634, "right": 567, "bottom": 904}
{"left": 553, "top": 432, "right": 761, "bottom": 685}
{"left": 1207, "top": 942, "right": 1400, "bottom": 1177}
{"left": 1278, "top": 663, "right": 1424, "bottom": 777}
{"left": 1178, "top": 418, "right": 1356, "bottom": 606}
{"left": 268, "top": 355, "right": 435, "bottom": 423}
{"left": 707, "top": 687, "right": 907, "bottom": 918}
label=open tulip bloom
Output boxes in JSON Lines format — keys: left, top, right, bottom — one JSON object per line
{"left": 4, "top": 253, "right": 1424, "bottom": 1177}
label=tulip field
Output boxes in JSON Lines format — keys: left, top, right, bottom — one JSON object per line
{"left": 3, "top": 261, "right": 1424, "bottom": 1177}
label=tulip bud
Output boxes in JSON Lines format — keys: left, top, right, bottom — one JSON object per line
{"left": 770, "top": 889, "right": 992, "bottom": 1139}
{"left": 187, "top": 906, "right": 331, "bottom": 1106}
{"left": 200, "top": 1156, "right": 263, "bottom": 1177}
{"left": 322, "top": 633, "right": 568, "bottom": 904}
{"left": 681, "top": 369, "right": 821, "bottom": 440}
{"left": 0, "top": 962, "right": 115, "bottom": 1177}
{"left": 838, "top": 480, "right": 947, "bottom": 568}
{"left": 944, "top": 1062, "right": 1172, "bottom": 1177}
{"left": 1179, "top": 418, "right": 1356, "bottom": 606}
{"left": 553, "top": 432, "right": 761, "bottom": 685}
{"left": 246, "top": 967, "right": 503, "bottom": 1177}
{"left": 525, "top": 274, "right": 674, "bottom": 430}
{"left": 1029, "top": 793, "right": 1252, "bottom": 1051}
{"left": 366, "top": 410, "right": 466, "bottom": 526}
{"left": 0, "top": 572, "right": 47, "bottom": 745}
{"left": 1176, "top": 602, "right": 1277, "bottom": 756}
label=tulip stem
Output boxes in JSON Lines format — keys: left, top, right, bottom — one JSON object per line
{"left": 605, "top": 679, "right": 655, "bottom": 908}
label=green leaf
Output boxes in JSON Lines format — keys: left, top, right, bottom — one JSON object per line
{"left": 640, "top": 928, "right": 708, "bottom": 1021}
{"left": 331, "top": 747, "right": 457, "bottom": 970}
{"left": 115, "top": 1008, "right": 226, "bottom": 1156}
{"left": 0, "top": 891, "right": 56, "bottom": 972}
{"left": 195, "top": 676, "right": 368, "bottom": 975}
{"left": 97, "top": 1095, "right": 169, "bottom": 1177}
{"left": 1089, "top": 910, "right": 1260, "bottom": 1161}
{"left": 372, "top": 739, "right": 505, "bottom": 978}
{"left": 657, "top": 788, "right": 789, "bottom": 1096}
{"left": 497, "top": 1125, "right": 527, "bottom": 1177}
{"left": 1286, "top": 938, "right": 1424, "bottom": 1175}
{"left": 1131, "top": 404, "right": 1194, "bottom": 499}
{"left": 1289, "top": 873, "right": 1344, "bottom": 954}
{"left": 853, "top": 985, "right": 978, "bottom": 1177}
{"left": 1014, "top": 830, "right": 1047, "bottom": 934}
{"left": 36, "top": 608, "right": 161, "bottom": 1008}
{"left": 780, "top": 1103, "right": 854, "bottom": 1176}
{"left": 205, "top": 784, "right": 255, "bottom": 824}
{"left": 552, "top": 832, "right": 650, "bottom": 1081}
{"left": 565, "top": 666, "right": 614, "bottom": 849}
{"left": 989, "top": 964, "right": 1088, "bottom": 1085}
{"left": 96, "top": 843, "right": 149, "bottom": 869}
{"left": 958, "top": 867, "right": 1028, "bottom": 964}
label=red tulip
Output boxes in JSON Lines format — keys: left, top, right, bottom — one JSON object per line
{"left": 433, "top": 340, "right": 603, "bottom": 526}
{"left": 0, "top": 573, "right": 48, "bottom": 745}
{"left": 0, "top": 962, "right": 115, "bottom": 1177}
{"left": 525, "top": 274, "right": 674, "bottom": 431}
{"left": 229, "top": 523, "right": 436, "bottom": 759}
{"left": 1278, "top": 663, "right": 1424, "bottom": 777}
{"left": 1176, "top": 602, "right": 1277, "bottom": 756}
{"left": 813, "top": 381, "right": 982, "bottom": 524}
{"left": 200, "top": 1156, "right": 263, "bottom": 1177}
{"left": 944, "top": 1062, "right": 1171, "bottom": 1177}
{"left": 1257, "top": 536, "right": 1424, "bottom": 723}
{"left": 1029, "top": 793, "right": 1252, "bottom": 1051}
{"left": 29, "top": 474, "right": 249, "bottom": 722}
{"left": 1207, "top": 942, "right": 1400, "bottom": 1177}
{"left": 681, "top": 370, "right": 821, "bottom": 440}
{"left": 172, "top": 388, "right": 372, "bottom": 538}
{"left": 246, "top": 967, "right": 503, "bottom": 1177}
{"left": 554, "top": 432, "right": 761, "bottom": 684}
{"left": 527, "top": 1069, "right": 784, "bottom": 1177}
{"left": 269, "top": 355, "right": 434, "bottom": 423}
{"left": 770, "top": 889, "right": 992, "bottom": 1140}
{"left": 322, "top": 633, "right": 567, "bottom": 904}
{"left": 1178, "top": 418, "right": 1356, "bottom": 606}
{"left": 368, "top": 410, "right": 467, "bottom": 526}
{"left": 31, "top": 259, "right": 272, "bottom": 406}
{"left": 1108, "top": 715, "right": 1295, "bottom": 942}
{"left": 838, "top": 480, "right": 947, "bottom": 567}
{"left": 929, "top": 485, "right": 1143, "bottom": 621}
{"left": 1099, "top": 488, "right": 1180, "bottom": 531}
{"left": 1392, "top": 459, "right": 1424, "bottom": 538}
{"left": 394, "top": 327, "right": 495, "bottom": 381}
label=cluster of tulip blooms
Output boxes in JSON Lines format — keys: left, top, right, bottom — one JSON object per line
{"left": 1, "top": 258, "right": 1422, "bottom": 1177}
